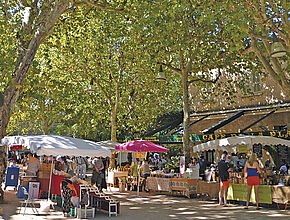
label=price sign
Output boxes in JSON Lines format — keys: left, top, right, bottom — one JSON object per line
{"left": 134, "top": 152, "right": 147, "bottom": 159}
{"left": 238, "top": 144, "right": 248, "bottom": 153}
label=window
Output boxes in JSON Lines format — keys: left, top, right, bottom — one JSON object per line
{"left": 252, "top": 72, "right": 262, "bottom": 94}
{"left": 241, "top": 71, "right": 262, "bottom": 96}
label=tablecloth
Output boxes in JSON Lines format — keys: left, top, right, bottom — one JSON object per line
{"left": 271, "top": 186, "right": 290, "bottom": 204}
{"left": 146, "top": 177, "right": 171, "bottom": 192}
{"left": 227, "top": 184, "right": 272, "bottom": 204}
{"left": 38, "top": 174, "right": 80, "bottom": 196}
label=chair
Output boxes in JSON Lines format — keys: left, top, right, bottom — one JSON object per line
{"left": 19, "top": 186, "right": 39, "bottom": 215}
{"left": 76, "top": 186, "right": 95, "bottom": 219}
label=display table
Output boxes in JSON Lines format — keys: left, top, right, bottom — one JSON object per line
{"left": 146, "top": 177, "right": 171, "bottom": 192}
{"left": 197, "top": 181, "right": 219, "bottom": 199}
{"left": 227, "top": 184, "right": 272, "bottom": 204}
{"left": 171, "top": 178, "right": 197, "bottom": 198}
{"left": 107, "top": 171, "right": 128, "bottom": 187}
{"left": 271, "top": 186, "right": 289, "bottom": 210}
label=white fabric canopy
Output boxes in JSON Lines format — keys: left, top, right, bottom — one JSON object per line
{"left": 192, "top": 135, "right": 290, "bottom": 153}
{"left": 1, "top": 135, "right": 111, "bottom": 158}
{"left": 96, "top": 140, "right": 121, "bottom": 151}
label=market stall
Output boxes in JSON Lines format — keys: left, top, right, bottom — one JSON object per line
{"left": 115, "top": 140, "right": 167, "bottom": 195}
{"left": 192, "top": 135, "right": 290, "bottom": 206}
{"left": 95, "top": 140, "right": 131, "bottom": 188}
{"left": 2, "top": 135, "right": 112, "bottom": 199}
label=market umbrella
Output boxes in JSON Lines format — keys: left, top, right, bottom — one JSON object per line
{"left": 115, "top": 140, "right": 167, "bottom": 196}
{"left": 115, "top": 140, "right": 167, "bottom": 153}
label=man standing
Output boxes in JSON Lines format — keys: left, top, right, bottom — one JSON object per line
{"left": 26, "top": 153, "right": 41, "bottom": 176}
{"left": 198, "top": 154, "right": 208, "bottom": 181}
{"left": 218, "top": 154, "right": 230, "bottom": 207}
{"left": 92, "top": 157, "right": 104, "bottom": 190}
{"left": 76, "top": 156, "right": 87, "bottom": 180}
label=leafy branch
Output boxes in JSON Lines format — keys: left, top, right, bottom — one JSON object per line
{"left": 188, "top": 68, "right": 222, "bottom": 85}
{"left": 83, "top": 0, "right": 127, "bottom": 14}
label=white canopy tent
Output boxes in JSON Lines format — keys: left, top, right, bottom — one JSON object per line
{"left": 96, "top": 140, "right": 120, "bottom": 152}
{"left": 192, "top": 135, "right": 290, "bottom": 154}
{"left": 1, "top": 135, "right": 111, "bottom": 203}
{"left": 1, "top": 135, "right": 111, "bottom": 158}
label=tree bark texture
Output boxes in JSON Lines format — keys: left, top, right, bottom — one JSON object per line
{"left": 111, "top": 82, "right": 120, "bottom": 142}
{"left": 0, "top": 0, "right": 69, "bottom": 140}
{"left": 181, "top": 70, "right": 191, "bottom": 168}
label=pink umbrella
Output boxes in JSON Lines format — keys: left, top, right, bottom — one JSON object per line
{"left": 115, "top": 140, "right": 167, "bottom": 152}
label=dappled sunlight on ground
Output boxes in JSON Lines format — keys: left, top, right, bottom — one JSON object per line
{"left": 1, "top": 187, "right": 289, "bottom": 219}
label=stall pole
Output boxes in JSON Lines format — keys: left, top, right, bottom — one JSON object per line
{"left": 48, "top": 160, "right": 54, "bottom": 201}
{"left": 119, "top": 152, "right": 122, "bottom": 167}
{"left": 137, "top": 164, "right": 140, "bottom": 197}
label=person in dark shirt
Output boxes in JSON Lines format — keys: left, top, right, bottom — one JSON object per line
{"left": 198, "top": 154, "right": 208, "bottom": 181}
{"left": 218, "top": 154, "right": 230, "bottom": 206}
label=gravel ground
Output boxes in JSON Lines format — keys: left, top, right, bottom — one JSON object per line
{"left": 1, "top": 187, "right": 289, "bottom": 220}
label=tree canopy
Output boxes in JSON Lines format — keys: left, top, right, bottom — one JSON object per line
{"left": 1, "top": 0, "right": 288, "bottom": 148}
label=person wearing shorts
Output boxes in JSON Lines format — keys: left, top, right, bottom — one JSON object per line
{"left": 218, "top": 154, "right": 230, "bottom": 206}
{"left": 244, "top": 153, "right": 261, "bottom": 209}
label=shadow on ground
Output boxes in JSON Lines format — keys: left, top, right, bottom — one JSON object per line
{"left": 1, "top": 188, "right": 289, "bottom": 220}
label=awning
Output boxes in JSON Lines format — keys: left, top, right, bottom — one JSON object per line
{"left": 192, "top": 135, "right": 290, "bottom": 153}
{"left": 202, "top": 110, "right": 245, "bottom": 134}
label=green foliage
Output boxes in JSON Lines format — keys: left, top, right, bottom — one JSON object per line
{"left": 5, "top": 0, "right": 287, "bottom": 143}
{"left": 0, "top": 1, "right": 20, "bottom": 92}
{"left": 7, "top": 4, "right": 183, "bottom": 140}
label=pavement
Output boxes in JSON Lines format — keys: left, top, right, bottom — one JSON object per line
{"left": 0, "top": 187, "right": 289, "bottom": 220}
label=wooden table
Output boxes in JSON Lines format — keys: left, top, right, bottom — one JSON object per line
{"left": 107, "top": 171, "right": 128, "bottom": 187}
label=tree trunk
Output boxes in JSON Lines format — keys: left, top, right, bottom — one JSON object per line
{"left": 181, "top": 70, "right": 191, "bottom": 168}
{"left": 111, "top": 82, "right": 120, "bottom": 142}
{"left": 254, "top": 48, "right": 290, "bottom": 95}
{"left": 111, "top": 106, "right": 118, "bottom": 142}
{"left": 0, "top": 0, "right": 69, "bottom": 140}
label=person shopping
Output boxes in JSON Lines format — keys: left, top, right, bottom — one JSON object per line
{"left": 91, "top": 157, "right": 104, "bottom": 190}
{"left": 60, "top": 178, "right": 77, "bottom": 217}
{"left": 244, "top": 153, "right": 261, "bottom": 209}
{"left": 141, "top": 160, "right": 150, "bottom": 192}
{"left": 26, "top": 153, "right": 41, "bottom": 176}
{"left": 76, "top": 156, "right": 87, "bottom": 180}
{"left": 217, "top": 154, "right": 230, "bottom": 207}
